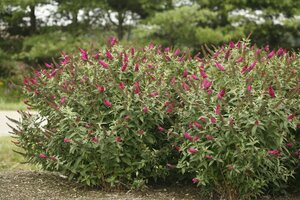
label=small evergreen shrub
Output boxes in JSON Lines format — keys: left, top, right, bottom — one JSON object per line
{"left": 10, "top": 38, "right": 300, "bottom": 199}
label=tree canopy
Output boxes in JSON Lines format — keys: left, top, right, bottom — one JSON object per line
{"left": 0, "top": 0, "right": 299, "bottom": 78}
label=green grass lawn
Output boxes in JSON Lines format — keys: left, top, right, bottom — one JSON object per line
{"left": 0, "top": 136, "right": 38, "bottom": 171}
{"left": 0, "top": 100, "right": 26, "bottom": 110}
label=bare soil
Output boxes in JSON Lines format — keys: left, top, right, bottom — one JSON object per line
{"left": 1, "top": 170, "right": 300, "bottom": 200}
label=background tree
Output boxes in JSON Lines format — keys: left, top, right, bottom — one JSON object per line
{"left": 1, "top": 0, "right": 50, "bottom": 35}
{"left": 104, "top": 0, "right": 173, "bottom": 40}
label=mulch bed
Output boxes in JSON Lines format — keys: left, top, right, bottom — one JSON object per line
{"left": 0, "top": 170, "right": 201, "bottom": 200}
{"left": 1, "top": 170, "right": 300, "bottom": 200}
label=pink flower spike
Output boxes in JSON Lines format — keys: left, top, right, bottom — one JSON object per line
{"left": 256, "top": 48, "right": 261, "bottom": 56}
{"left": 183, "top": 69, "right": 188, "bottom": 77}
{"left": 96, "top": 85, "right": 105, "bottom": 93}
{"left": 39, "top": 153, "right": 47, "bottom": 159}
{"left": 215, "top": 62, "right": 225, "bottom": 71}
{"left": 134, "top": 63, "right": 139, "bottom": 71}
{"left": 204, "top": 155, "right": 213, "bottom": 160}
{"left": 94, "top": 53, "right": 100, "bottom": 59}
{"left": 158, "top": 126, "right": 165, "bottom": 132}
{"left": 207, "top": 89, "right": 213, "bottom": 95}
{"left": 106, "top": 50, "right": 113, "bottom": 60}
{"left": 60, "top": 54, "right": 70, "bottom": 65}
{"left": 98, "top": 60, "right": 109, "bottom": 69}
{"left": 292, "top": 151, "right": 299, "bottom": 157}
{"left": 108, "top": 36, "right": 117, "bottom": 46}
{"left": 121, "top": 63, "right": 127, "bottom": 72}
{"left": 123, "top": 53, "right": 128, "bottom": 63}
{"left": 200, "top": 70, "right": 208, "bottom": 78}
{"left": 119, "top": 82, "right": 125, "bottom": 90}
{"left": 130, "top": 47, "right": 135, "bottom": 56}
{"left": 182, "top": 82, "right": 190, "bottom": 91}
{"left": 286, "top": 143, "right": 293, "bottom": 148}
{"left": 64, "top": 138, "right": 72, "bottom": 143}
{"left": 215, "top": 104, "right": 221, "bottom": 115}
{"left": 124, "top": 115, "right": 130, "bottom": 121}
{"left": 225, "top": 50, "right": 231, "bottom": 60}
{"left": 194, "top": 121, "right": 202, "bottom": 129}
{"left": 276, "top": 48, "right": 284, "bottom": 56}
{"left": 202, "top": 79, "right": 212, "bottom": 90}
{"left": 103, "top": 99, "right": 112, "bottom": 108}
{"left": 60, "top": 97, "right": 66, "bottom": 105}
{"left": 148, "top": 64, "right": 155, "bottom": 69}
{"left": 247, "top": 61, "right": 257, "bottom": 72}
{"left": 192, "top": 178, "right": 199, "bottom": 184}
{"left": 247, "top": 85, "right": 252, "bottom": 92}
{"left": 171, "top": 76, "right": 176, "bottom": 85}
{"left": 268, "top": 86, "right": 276, "bottom": 98}
{"left": 268, "top": 149, "right": 280, "bottom": 156}
{"left": 229, "top": 41, "right": 235, "bottom": 48}
{"left": 265, "top": 45, "right": 269, "bottom": 52}
{"left": 184, "top": 132, "right": 193, "bottom": 141}
{"left": 235, "top": 57, "right": 244, "bottom": 63}
{"left": 199, "top": 63, "right": 204, "bottom": 70}
{"left": 143, "top": 107, "right": 149, "bottom": 113}
{"left": 92, "top": 137, "right": 98, "bottom": 143}
{"left": 148, "top": 43, "right": 154, "bottom": 49}
{"left": 45, "top": 63, "right": 53, "bottom": 68}
{"left": 210, "top": 117, "right": 217, "bottom": 124}
{"left": 199, "top": 117, "right": 206, "bottom": 123}
{"left": 149, "top": 91, "right": 159, "bottom": 97}
{"left": 115, "top": 136, "right": 123, "bottom": 142}
{"left": 217, "top": 89, "right": 225, "bottom": 100}
{"left": 188, "top": 148, "right": 198, "bottom": 154}
{"left": 79, "top": 48, "right": 88, "bottom": 61}
{"left": 267, "top": 50, "right": 275, "bottom": 59}
{"left": 193, "top": 136, "right": 200, "bottom": 141}
{"left": 241, "top": 65, "right": 248, "bottom": 74}
{"left": 213, "top": 51, "right": 220, "bottom": 59}
{"left": 133, "top": 81, "right": 141, "bottom": 95}
{"left": 191, "top": 74, "right": 199, "bottom": 80}
{"left": 205, "top": 135, "right": 214, "bottom": 141}
{"left": 288, "top": 114, "right": 295, "bottom": 120}
{"left": 173, "top": 48, "right": 180, "bottom": 57}
{"left": 174, "top": 146, "right": 181, "bottom": 152}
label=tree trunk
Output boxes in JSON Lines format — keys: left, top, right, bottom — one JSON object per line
{"left": 117, "top": 11, "right": 125, "bottom": 40}
{"left": 71, "top": 10, "right": 78, "bottom": 26}
{"left": 29, "top": 5, "right": 36, "bottom": 34}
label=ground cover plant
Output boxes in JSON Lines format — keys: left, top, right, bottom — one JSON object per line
{"left": 9, "top": 37, "right": 300, "bottom": 199}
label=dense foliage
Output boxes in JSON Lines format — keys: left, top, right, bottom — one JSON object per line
{"left": 1, "top": 0, "right": 299, "bottom": 103}
{"left": 10, "top": 38, "right": 300, "bottom": 199}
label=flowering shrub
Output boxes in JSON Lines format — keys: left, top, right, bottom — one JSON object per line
{"left": 10, "top": 38, "right": 300, "bottom": 198}
{"left": 172, "top": 41, "right": 300, "bottom": 199}
{"left": 12, "top": 38, "right": 183, "bottom": 188}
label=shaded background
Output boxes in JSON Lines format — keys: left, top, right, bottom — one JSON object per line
{"left": 0, "top": 0, "right": 299, "bottom": 104}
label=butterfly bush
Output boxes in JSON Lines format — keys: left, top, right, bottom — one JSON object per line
{"left": 13, "top": 38, "right": 184, "bottom": 188}
{"left": 172, "top": 40, "right": 300, "bottom": 199}
{"left": 10, "top": 38, "right": 300, "bottom": 198}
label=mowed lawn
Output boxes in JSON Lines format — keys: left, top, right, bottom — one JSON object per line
{"left": 0, "top": 136, "right": 37, "bottom": 171}
{"left": 0, "top": 101, "right": 26, "bottom": 111}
